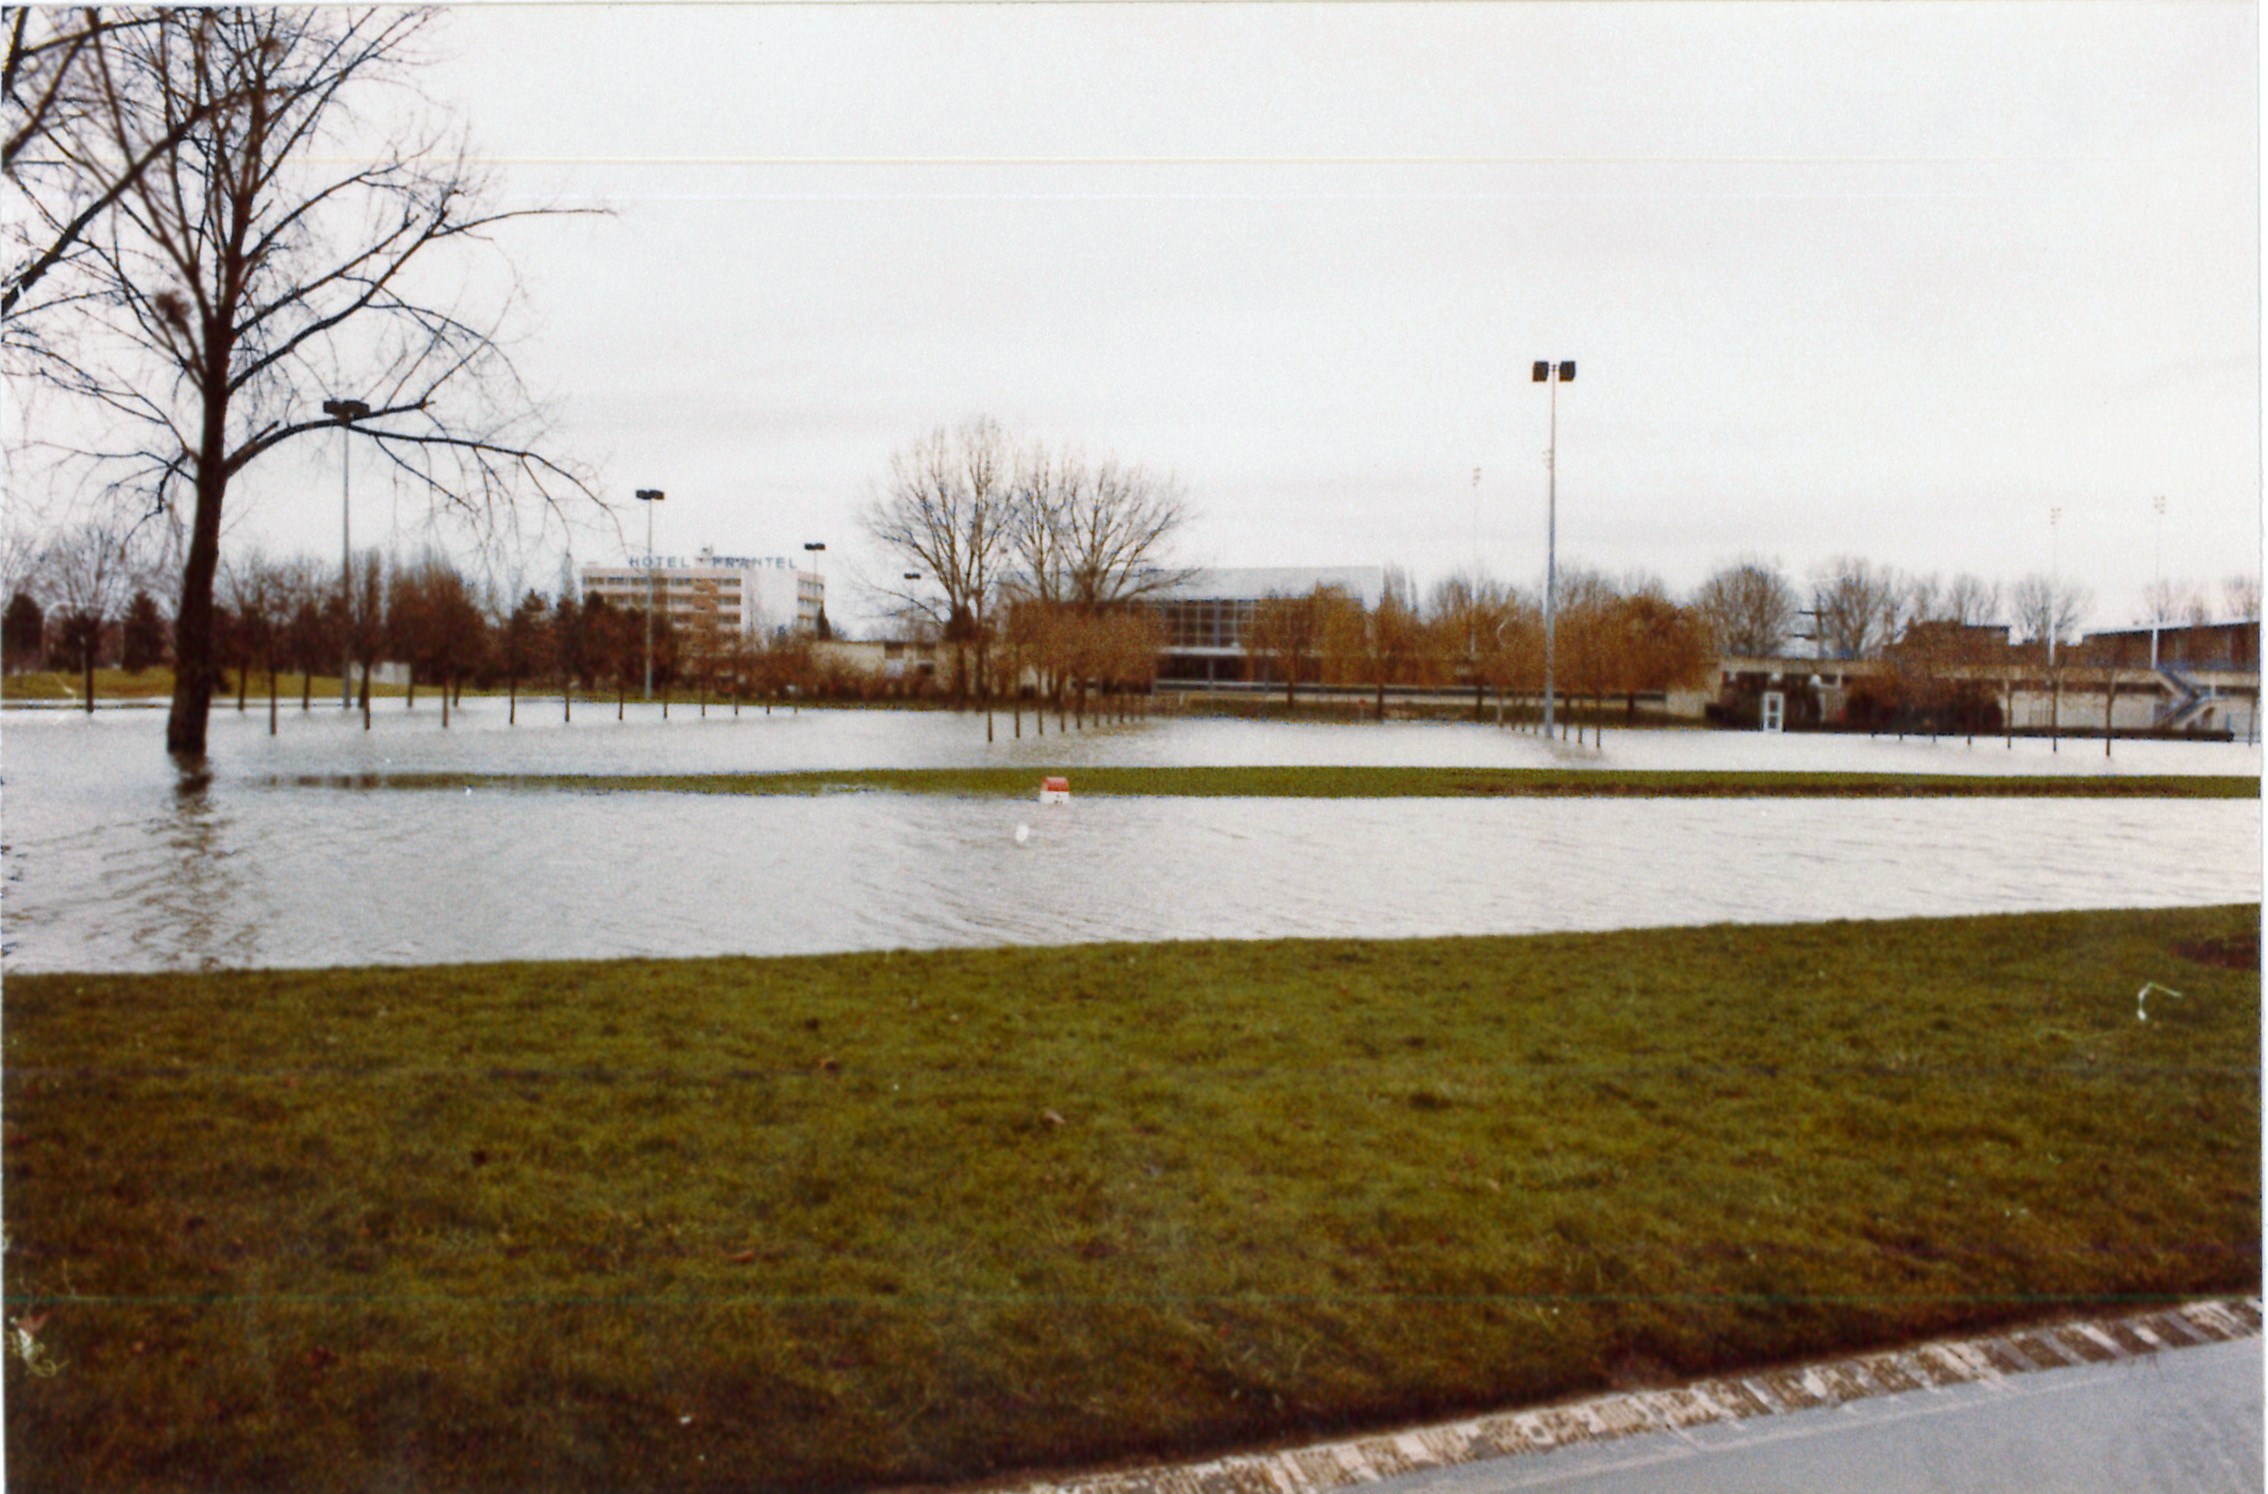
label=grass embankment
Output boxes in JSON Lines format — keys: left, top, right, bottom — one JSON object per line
{"left": 315, "top": 763, "right": 2264, "bottom": 800}
{"left": 6, "top": 907, "right": 2259, "bottom": 1490}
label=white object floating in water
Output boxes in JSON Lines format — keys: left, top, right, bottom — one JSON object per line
{"left": 2137, "top": 981, "right": 2185, "bottom": 1022}
{"left": 1039, "top": 776, "right": 1070, "bottom": 805}
{"left": 1014, "top": 823, "right": 1031, "bottom": 845}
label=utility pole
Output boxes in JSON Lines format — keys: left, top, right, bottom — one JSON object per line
{"left": 322, "top": 398, "right": 370, "bottom": 709}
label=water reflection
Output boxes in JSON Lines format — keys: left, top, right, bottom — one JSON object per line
{"left": 138, "top": 762, "right": 259, "bottom": 971}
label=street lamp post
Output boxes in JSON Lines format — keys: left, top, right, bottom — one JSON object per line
{"left": 2150, "top": 495, "right": 2167, "bottom": 670}
{"left": 2049, "top": 505, "right": 2063, "bottom": 752}
{"left": 803, "top": 542, "right": 827, "bottom": 639}
{"left": 636, "top": 489, "right": 665, "bottom": 699}
{"left": 321, "top": 399, "right": 371, "bottom": 709}
{"left": 1531, "top": 359, "right": 1575, "bottom": 738}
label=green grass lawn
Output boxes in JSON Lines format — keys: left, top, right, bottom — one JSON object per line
{"left": 5, "top": 907, "right": 2258, "bottom": 1490}
{"left": 310, "top": 763, "right": 2263, "bottom": 800}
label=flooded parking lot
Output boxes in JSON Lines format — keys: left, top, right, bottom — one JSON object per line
{"left": 3, "top": 707, "right": 2257, "bottom": 973}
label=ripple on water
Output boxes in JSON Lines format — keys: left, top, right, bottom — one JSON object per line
{"left": 1, "top": 711, "right": 2257, "bottom": 973}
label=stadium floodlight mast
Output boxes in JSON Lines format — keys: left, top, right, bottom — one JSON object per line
{"left": 321, "top": 398, "right": 371, "bottom": 709}
{"left": 636, "top": 489, "right": 665, "bottom": 698}
{"left": 1531, "top": 359, "right": 1575, "bottom": 736}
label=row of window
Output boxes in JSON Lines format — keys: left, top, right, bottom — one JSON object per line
{"left": 1159, "top": 599, "right": 1259, "bottom": 650}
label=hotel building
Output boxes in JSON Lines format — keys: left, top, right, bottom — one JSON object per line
{"left": 579, "top": 548, "right": 824, "bottom": 640}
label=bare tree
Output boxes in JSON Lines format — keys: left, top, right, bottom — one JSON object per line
{"left": 1810, "top": 555, "right": 1903, "bottom": 660}
{"left": 1425, "top": 570, "right": 1512, "bottom": 721}
{"left": 2222, "top": 573, "right": 2260, "bottom": 621}
{"left": 14, "top": 9, "right": 600, "bottom": 757}
{"left": 1693, "top": 557, "right": 1797, "bottom": 658}
{"left": 42, "top": 510, "right": 143, "bottom": 711}
{"left": 3, "top": 9, "right": 217, "bottom": 335}
{"left": 864, "top": 417, "right": 1012, "bottom": 709}
{"left": 2010, "top": 572, "right": 2090, "bottom": 652}
{"left": 2140, "top": 577, "right": 2209, "bottom": 632}
{"left": 1248, "top": 586, "right": 1350, "bottom": 707}
{"left": 1938, "top": 573, "right": 2002, "bottom": 628}
{"left": 2010, "top": 572, "right": 2091, "bottom": 747}
{"left": 1363, "top": 565, "right": 1422, "bottom": 721}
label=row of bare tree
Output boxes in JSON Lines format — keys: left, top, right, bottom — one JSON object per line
{"left": 863, "top": 417, "right": 1191, "bottom": 738}
{"left": 1234, "top": 569, "right": 1711, "bottom": 744}
{"left": 0, "top": 539, "right": 872, "bottom": 727}
{"left": 1693, "top": 554, "right": 2260, "bottom": 660}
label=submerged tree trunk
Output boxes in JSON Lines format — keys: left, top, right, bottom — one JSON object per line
{"left": 166, "top": 420, "right": 230, "bottom": 757}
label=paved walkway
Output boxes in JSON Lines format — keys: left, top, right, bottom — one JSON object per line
{"left": 1010, "top": 1298, "right": 2262, "bottom": 1494}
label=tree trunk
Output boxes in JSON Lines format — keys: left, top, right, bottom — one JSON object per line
{"left": 405, "top": 665, "right": 415, "bottom": 709}
{"left": 268, "top": 663, "right": 278, "bottom": 735}
{"left": 1375, "top": 678, "right": 1385, "bottom": 722}
{"left": 360, "top": 662, "right": 372, "bottom": 731}
{"left": 441, "top": 674, "right": 451, "bottom": 729}
{"left": 82, "top": 644, "right": 96, "bottom": 715}
{"left": 2103, "top": 669, "right": 2116, "bottom": 757}
{"left": 236, "top": 664, "right": 247, "bottom": 712}
{"left": 301, "top": 669, "right": 312, "bottom": 712}
{"left": 165, "top": 389, "right": 235, "bottom": 758}
{"left": 509, "top": 676, "right": 517, "bottom": 725}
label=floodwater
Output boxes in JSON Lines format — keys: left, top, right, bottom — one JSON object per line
{"left": 2, "top": 706, "right": 2257, "bottom": 974}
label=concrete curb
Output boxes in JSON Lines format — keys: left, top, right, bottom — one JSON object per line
{"left": 1008, "top": 1297, "right": 2263, "bottom": 1494}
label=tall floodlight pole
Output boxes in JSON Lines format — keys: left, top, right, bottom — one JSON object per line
{"left": 1531, "top": 360, "right": 1575, "bottom": 735}
{"left": 321, "top": 398, "right": 371, "bottom": 708}
{"left": 2150, "top": 495, "right": 2167, "bottom": 669}
{"left": 636, "top": 489, "right": 665, "bottom": 698}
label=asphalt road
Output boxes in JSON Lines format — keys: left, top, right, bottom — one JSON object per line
{"left": 1372, "top": 1336, "right": 2262, "bottom": 1494}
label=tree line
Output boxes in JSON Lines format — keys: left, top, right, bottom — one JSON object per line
{"left": 0, "top": 535, "right": 893, "bottom": 726}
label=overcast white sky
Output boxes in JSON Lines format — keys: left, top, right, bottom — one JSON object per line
{"left": 221, "top": 2, "right": 2257, "bottom": 630}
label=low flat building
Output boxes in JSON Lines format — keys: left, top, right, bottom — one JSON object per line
{"left": 1153, "top": 566, "right": 1386, "bottom": 685}
{"left": 581, "top": 548, "right": 822, "bottom": 640}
